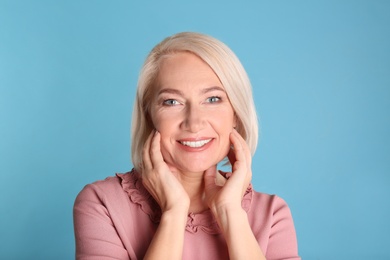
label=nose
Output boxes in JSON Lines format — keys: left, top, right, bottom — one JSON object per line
{"left": 181, "top": 104, "right": 206, "bottom": 133}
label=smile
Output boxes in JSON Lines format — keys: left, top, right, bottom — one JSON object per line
{"left": 179, "top": 139, "right": 212, "bottom": 148}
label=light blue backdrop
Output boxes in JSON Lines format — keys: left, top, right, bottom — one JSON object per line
{"left": 1, "top": 1, "right": 389, "bottom": 259}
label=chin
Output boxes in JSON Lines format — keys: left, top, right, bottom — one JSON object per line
{"left": 163, "top": 149, "right": 226, "bottom": 174}
{"left": 177, "top": 158, "right": 221, "bottom": 174}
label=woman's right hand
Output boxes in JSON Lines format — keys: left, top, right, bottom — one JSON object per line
{"left": 141, "top": 130, "right": 190, "bottom": 213}
{"left": 142, "top": 131, "right": 189, "bottom": 260}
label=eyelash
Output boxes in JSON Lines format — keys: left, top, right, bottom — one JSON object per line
{"left": 163, "top": 99, "right": 180, "bottom": 106}
{"left": 206, "top": 96, "right": 221, "bottom": 103}
{"left": 162, "top": 96, "right": 222, "bottom": 106}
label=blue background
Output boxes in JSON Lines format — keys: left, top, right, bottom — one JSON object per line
{"left": 1, "top": 1, "right": 389, "bottom": 259}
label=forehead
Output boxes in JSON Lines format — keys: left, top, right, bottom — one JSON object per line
{"left": 155, "top": 52, "right": 223, "bottom": 90}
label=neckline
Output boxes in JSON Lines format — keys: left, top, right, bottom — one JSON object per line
{"left": 116, "top": 169, "right": 253, "bottom": 234}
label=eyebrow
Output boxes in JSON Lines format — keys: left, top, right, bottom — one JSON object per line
{"left": 157, "top": 88, "right": 184, "bottom": 96}
{"left": 201, "top": 86, "right": 226, "bottom": 94}
{"left": 157, "top": 86, "right": 226, "bottom": 96}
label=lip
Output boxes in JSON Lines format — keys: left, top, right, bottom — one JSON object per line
{"left": 177, "top": 138, "right": 214, "bottom": 152}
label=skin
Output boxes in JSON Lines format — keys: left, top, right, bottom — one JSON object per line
{"left": 141, "top": 52, "right": 265, "bottom": 260}
{"left": 151, "top": 52, "right": 236, "bottom": 177}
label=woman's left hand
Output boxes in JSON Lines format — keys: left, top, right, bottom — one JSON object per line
{"left": 204, "top": 129, "right": 265, "bottom": 259}
{"left": 203, "top": 128, "right": 252, "bottom": 213}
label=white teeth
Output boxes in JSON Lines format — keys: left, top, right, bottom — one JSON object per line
{"left": 180, "top": 139, "right": 212, "bottom": 148}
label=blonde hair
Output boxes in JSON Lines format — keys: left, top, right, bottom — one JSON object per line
{"left": 131, "top": 32, "right": 258, "bottom": 171}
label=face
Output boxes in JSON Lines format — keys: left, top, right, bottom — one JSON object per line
{"left": 149, "top": 52, "right": 236, "bottom": 174}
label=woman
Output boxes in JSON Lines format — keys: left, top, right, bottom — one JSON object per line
{"left": 74, "top": 32, "right": 300, "bottom": 259}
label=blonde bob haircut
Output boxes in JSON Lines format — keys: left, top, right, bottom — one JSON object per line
{"left": 131, "top": 32, "right": 258, "bottom": 171}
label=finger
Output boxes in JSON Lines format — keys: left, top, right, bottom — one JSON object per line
{"left": 203, "top": 165, "right": 218, "bottom": 189}
{"left": 228, "top": 130, "right": 253, "bottom": 187}
{"left": 216, "top": 170, "right": 227, "bottom": 186}
{"left": 232, "top": 129, "right": 253, "bottom": 184}
{"left": 231, "top": 129, "right": 251, "bottom": 165}
{"left": 236, "top": 129, "right": 251, "bottom": 158}
{"left": 142, "top": 130, "right": 155, "bottom": 170}
{"left": 149, "top": 131, "right": 165, "bottom": 168}
{"left": 229, "top": 131, "right": 246, "bottom": 170}
{"left": 227, "top": 146, "right": 236, "bottom": 166}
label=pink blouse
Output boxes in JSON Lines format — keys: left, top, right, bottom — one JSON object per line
{"left": 74, "top": 170, "right": 300, "bottom": 259}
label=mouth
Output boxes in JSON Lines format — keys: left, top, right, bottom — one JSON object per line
{"left": 179, "top": 138, "right": 212, "bottom": 148}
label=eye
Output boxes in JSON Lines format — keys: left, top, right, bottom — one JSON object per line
{"left": 163, "top": 99, "right": 180, "bottom": 106}
{"left": 206, "top": 96, "right": 221, "bottom": 103}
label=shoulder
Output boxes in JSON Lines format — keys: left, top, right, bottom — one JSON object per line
{"left": 252, "top": 191, "right": 292, "bottom": 212}
{"left": 248, "top": 190, "right": 300, "bottom": 258}
{"left": 74, "top": 170, "right": 154, "bottom": 218}
{"left": 75, "top": 175, "right": 123, "bottom": 202}
{"left": 74, "top": 172, "right": 137, "bottom": 211}
{"left": 248, "top": 189, "right": 296, "bottom": 231}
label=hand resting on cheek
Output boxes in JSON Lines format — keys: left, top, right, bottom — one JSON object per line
{"left": 141, "top": 130, "right": 190, "bottom": 213}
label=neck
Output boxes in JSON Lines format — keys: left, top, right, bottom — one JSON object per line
{"left": 177, "top": 170, "right": 209, "bottom": 213}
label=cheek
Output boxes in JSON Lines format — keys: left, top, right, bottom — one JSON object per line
{"left": 155, "top": 124, "right": 174, "bottom": 154}
{"left": 159, "top": 134, "right": 175, "bottom": 163}
{"left": 152, "top": 113, "right": 180, "bottom": 139}
{"left": 216, "top": 112, "right": 236, "bottom": 131}
{"left": 217, "top": 114, "right": 235, "bottom": 148}
{"left": 150, "top": 109, "right": 172, "bottom": 132}
{"left": 153, "top": 121, "right": 170, "bottom": 137}
{"left": 149, "top": 110, "right": 163, "bottom": 132}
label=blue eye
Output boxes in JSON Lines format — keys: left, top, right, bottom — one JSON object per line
{"left": 207, "top": 96, "right": 221, "bottom": 103}
{"left": 163, "top": 99, "right": 180, "bottom": 106}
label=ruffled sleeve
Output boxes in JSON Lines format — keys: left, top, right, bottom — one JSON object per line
{"left": 116, "top": 170, "right": 162, "bottom": 223}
